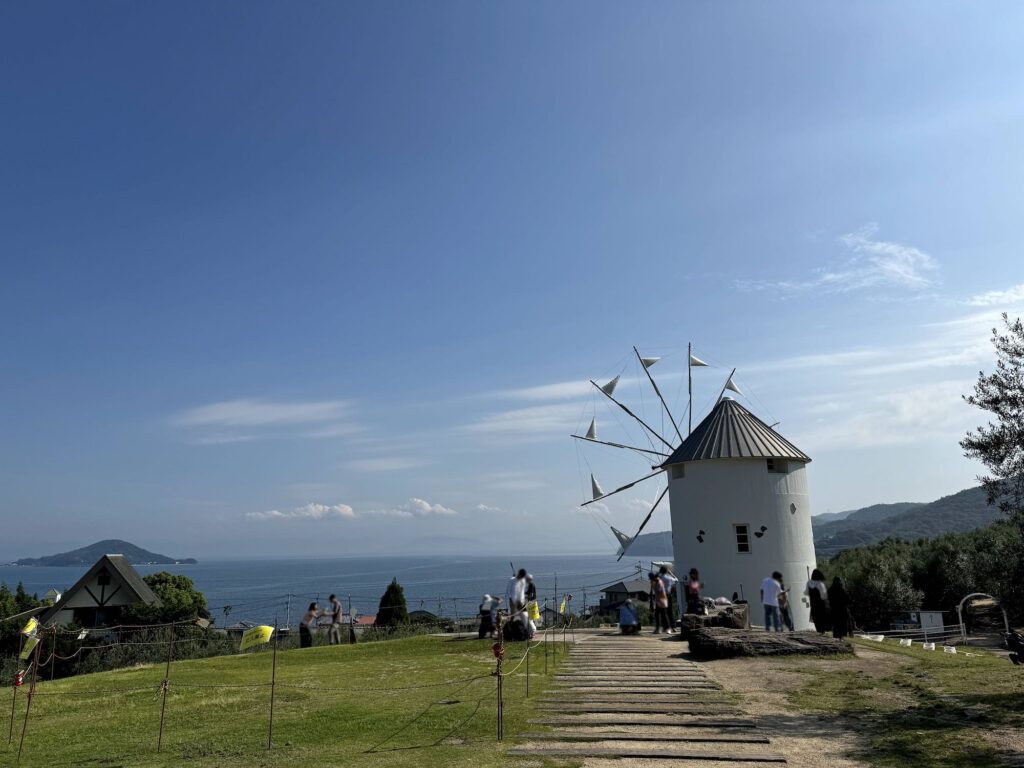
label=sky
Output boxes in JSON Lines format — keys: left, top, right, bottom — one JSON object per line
{"left": 3, "top": 2, "right": 1024, "bottom": 560}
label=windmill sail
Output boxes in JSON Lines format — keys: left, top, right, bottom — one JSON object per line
{"left": 610, "top": 526, "right": 633, "bottom": 554}
{"left": 640, "top": 356, "right": 660, "bottom": 368}
{"left": 585, "top": 418, "right": 596, "bottom": 439}
{"left": 689, "top": 353, "right": 709, "bottom": 367}
{"left": 591, "top": 474, "right": 605, "bottom": 500}
{"left": 600, "top": 375, "right": 620, "bottom": 395}
{"left": 725, "top": 375, "right": 743, "bottom": 396}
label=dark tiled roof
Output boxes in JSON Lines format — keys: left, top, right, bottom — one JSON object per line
{"left": 601, "top": 579, "right": 651, "bottom": 595}
{"left": 41, "top": 554, "right": 161, "bottom": 624}
{"left": 661, "top": 398, "right": 810, "bottom": 465}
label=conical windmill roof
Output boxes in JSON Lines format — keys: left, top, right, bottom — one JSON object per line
{"left": 661, "top": 398, "right": 810, "bottom": 465}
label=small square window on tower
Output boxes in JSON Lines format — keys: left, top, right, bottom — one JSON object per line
{"left": 671, "top": 465, "right": 685, "bottom": 480}
{"left": 734, "top": 524, "right": 751, "bottom": 554}
{"left": 766, "top": 458, "right": 789, "bottom": 474}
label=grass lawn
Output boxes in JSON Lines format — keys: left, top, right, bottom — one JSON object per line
{"left": 1, "top": 634, "right": 569, "bottom": 768}
{"left": 786, "top": 639, "right": 1024, "bottom": 767}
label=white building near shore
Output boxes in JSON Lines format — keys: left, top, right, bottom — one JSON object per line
{"left": 661, "top": 397, "right": 817, "bottom": 630}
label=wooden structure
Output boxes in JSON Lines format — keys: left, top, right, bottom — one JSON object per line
{"left": 41, "top": 554, "right": 161, "bottom": 627}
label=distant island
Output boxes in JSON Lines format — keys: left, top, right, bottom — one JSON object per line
{"left": 15, "top": 539, "right": 197, "bottom": 567}
{"left": 624, "top": 485, "right": 999, "bottom": 559}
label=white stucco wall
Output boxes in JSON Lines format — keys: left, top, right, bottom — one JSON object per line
{"left": 667, "top": 457, "right": 817, "bottom": 630}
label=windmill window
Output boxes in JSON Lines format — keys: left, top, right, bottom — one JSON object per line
{"left": 766, "top": 458, "right": 789, "bottom": 474}
{"left": 671, "top": 465, "right": 685, "bottom": 480}
{"left": 734, "top": 524, "right": 751, "bottom": 554}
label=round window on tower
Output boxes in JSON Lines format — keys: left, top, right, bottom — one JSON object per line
{"left": 790, "top": 503, "right": 797, "bottom": 515}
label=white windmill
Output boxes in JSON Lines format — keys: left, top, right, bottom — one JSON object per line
{"left": 573, "top": 344, "right": 817, "bottom": 630}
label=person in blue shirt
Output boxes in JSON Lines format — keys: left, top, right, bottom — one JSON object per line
{"left": 619, "top": 599, "right": 640, "bottom": 635}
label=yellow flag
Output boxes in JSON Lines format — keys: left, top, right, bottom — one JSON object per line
{"left": 559, "top": 598, "right": 566, "bottom": 614}
{"left": 22, "top": 617, "right": 38, "bottom": 636}
{"left": 240, "top": 625, "right": 274, "bottom": 651}
{"left": 20, "top": 636, "right": 39, "bottom": 660}
{"left": 528, "top": 601, "right": 540, "bottom": 621}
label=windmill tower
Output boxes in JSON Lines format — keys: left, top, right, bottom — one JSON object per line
{"left": 660, "top": 397, "right": 816, "bottom": 630}
{"left": 574, "top": 346, "right": 817, "bottom": 630}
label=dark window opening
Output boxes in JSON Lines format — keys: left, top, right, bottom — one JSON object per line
{"left": 767, "top": 458, "right": 789, "bottom": 474}
{"left": 671, "top": 465, "right": 685, "bottom": 480}
{"left": 734, "top": 524, "right": 751, "bottom": 554}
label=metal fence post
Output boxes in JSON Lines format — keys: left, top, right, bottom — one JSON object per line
{"left": 267, "top": 621, "right": 278, "bottom": 750}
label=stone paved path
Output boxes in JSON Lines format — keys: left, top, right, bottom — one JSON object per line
{"left": 510, "top": 632, "right": 787, "bottom": 765}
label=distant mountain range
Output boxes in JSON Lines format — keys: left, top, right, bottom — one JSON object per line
{"left": 812, "top": 486, "right": 1001, "bottom": 556}
{"left": 621, "top": 486, "right": 1002, "bottom": 558}
{"left": 15, "top": 539, "right": 197, "bottom": 567}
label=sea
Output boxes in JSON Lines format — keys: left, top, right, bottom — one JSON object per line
{"left": 0, "top": 554, "right": 667, "bottom": 626}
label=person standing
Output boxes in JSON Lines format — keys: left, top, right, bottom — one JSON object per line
{"left": 524, "top": 574, "right": 538, "bottom": 638}
{"left": 760, "top": 572, "right": 783, "bottom": 632}
{"left": 505, "top": 569, "right": 527, "bottom": 638}
{"left": 300, "top": 602, "right": 319, "bottom": 648}
{"left": 327, "top": 594, "right": 344, "bottom": 645}
{"left": 659, "top": 565, "right": 680, "bottom": 627}
{"left": 777, "top": 577, "right": 795, "bottom": 632}
{"left": 828, "top": 577, "right": 853, "bottom": 638}
{"left": 649, "top": 572, "right": 671, "bottom": 635}
{"left": 684, "top": 568, "right": 703, "bottom": 615}
{"left": 804, "top": 569, "right": 830, "bottom": 634}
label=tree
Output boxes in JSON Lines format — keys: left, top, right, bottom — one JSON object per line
{"left": 122, "top": 572, "right": 209, "bottom": 624}
{"left": 376, "top": 579, "right": 408, "bottom": 628}
{"left": 962, "top": 313, "right": 1024, "bottom": 521}
{"left": 962, "top": 313, "right": 1024, "bottom": 621}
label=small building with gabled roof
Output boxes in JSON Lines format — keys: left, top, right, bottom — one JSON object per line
{"left": 661, "top": 397, "right": 816, "bottom": 630}
{"left": 41, "top": 554, "right": 161, "bottom": 628}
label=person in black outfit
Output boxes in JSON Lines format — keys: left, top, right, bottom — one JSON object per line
{"left": 827, "top": 577, "right": 853, "bottom": 638}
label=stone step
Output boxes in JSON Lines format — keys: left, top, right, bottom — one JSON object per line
{"left": 530, "top": 716, "right": 756, "bottom": 728}
{"left": 508, "top": 746, "right": 785, "bottom": 762}
{"left": 518, "top": 731, "right": 771, "bottom": 745}
{"left": 539, "top": 696, "right": 733, "bottom": 704}
{"left": 538, "top": 703, "right": 737, "bottom": 715}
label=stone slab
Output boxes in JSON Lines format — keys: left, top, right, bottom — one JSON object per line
{"left": 508, "top": 746, "right": 785, "bottom": 762}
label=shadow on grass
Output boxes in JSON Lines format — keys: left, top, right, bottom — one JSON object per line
{"left": 363, "top": 676, "right": 491, "bottom": 754}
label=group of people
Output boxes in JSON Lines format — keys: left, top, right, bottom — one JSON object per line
{"left": 804, "top": 569, "right": 853, "bottom": 638}
{"left": 620, "top": 565, "right": 700, "bottom": 635}
{"left": 298, "top": 594, "right": 349, "bottom": 648}
{"left": 478, "top": 568, "right": 539, "bottom": 640}
{"left": 759, "top": 569, "right": 853, "bottom": 638}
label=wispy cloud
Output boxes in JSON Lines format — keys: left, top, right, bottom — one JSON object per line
{"left": 247, "top": 502, "right": 355, "bottom": 521}
{"left": 248, "top": 497, "right": 456, "bottom": 522}
{"left": 176, "top": 399, "right": 350, "bottom": 427}
{"left": 475, "top": 503, "right": 502, "bottom": 513}
{"left": 345, "top": 457, "right": 426, "bottom": 473}
{"left": 965, "top": 283, "right": 1024, "bottom": 307}
{"left": 737, "top": 223, "right": 938, "bottom": 296}
{"left": 462, "top": 403, "right": 581, "bottom": 435}
{"left": 796, "top": 379, "right": 976, "bottom": 451}
{"left": 174, "top": 398, "right": 357, "bottom": 444}
{"left": 491, "top": 380, "right": 593, "bottom": 401}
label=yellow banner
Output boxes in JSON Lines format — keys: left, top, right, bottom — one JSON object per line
{"left": 240, "top": 625, "right": 274, "bottom": 651}
{"left": 20, "top": 636, "right": 39, "bottom": 660}
{"left": 527, "top": 601, "right": 540, "bottom": 621}
{"left": 559, "top": 598, "right": 566, "bottom": 615}
{"left": 22, "top": 617, "right": 38, "bottom": 636}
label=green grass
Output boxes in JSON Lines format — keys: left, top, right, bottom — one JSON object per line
{"left": 786, "top": 639, "right": 1024, "bottom": 768}
{"left": 0, "top": 635, "right": 569, "bottom": 767}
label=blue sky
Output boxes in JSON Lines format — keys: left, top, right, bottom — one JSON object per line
{"left": 3, "top": 2, "right": 1024, "bottom": 559}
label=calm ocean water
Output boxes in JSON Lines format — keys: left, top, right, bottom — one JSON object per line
{"left": 0, "top": 554, "right": 663, "bottom": 626}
